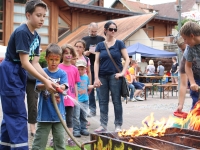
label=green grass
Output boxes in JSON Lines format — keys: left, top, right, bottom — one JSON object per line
{"left": 46, "top": 145, "right": 91, "bottom": 150}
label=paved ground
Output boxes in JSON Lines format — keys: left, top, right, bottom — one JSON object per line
{"left": 0, "top": 92, "right": 193, "bottom": 149}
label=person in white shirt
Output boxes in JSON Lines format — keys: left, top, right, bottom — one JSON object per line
{"left": 146, "top": 59, "right": 155, "bottom": 76}
{"left": 138, "top": 57, "right": 148, "bottom": 75}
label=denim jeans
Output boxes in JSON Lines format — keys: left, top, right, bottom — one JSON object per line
{"left": 128, "top": 83, "right": 135, "bottom": 99}
{"left": 98, "top": 74, "right": 123, "bottom": 128}
{"left": 190, "top": 79, "right": 200, "bottom": 109}
{"left": 73, "top": 101, "right": 88, "bottom": 134}
{"left": 89, "top": 66, "right": 100, "bottom": 114}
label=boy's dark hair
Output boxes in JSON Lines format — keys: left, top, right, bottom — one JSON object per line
{"left": 25, "top": 0, "right": 47, "bottom": 15}
{"left": 46, "top": 43, "right": 62, "bottom": 57}
{"left": 158, "top": 61, "right": 162, "bottom": 65}
{"left": 61, "top": 44, "right": 77, "bottom": 58}
{"left": 104, "top": 21, "right": 117, "bottom": 36}
{"left": 180, "top": 21, "right": 200, "bottom": 37}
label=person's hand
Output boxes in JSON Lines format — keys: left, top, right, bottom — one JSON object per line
{"left": 88, "top": 88, "right": 92, "bottom": 94}
{"left": 177, "top": 104, "right": 183, "bottom": 112}
{"left": 115, "top": 73, "right": 123, "bottom": 79}
{"left": 94, "top": 78, "right": 102, "bottom": 88}
{"left": 190, "top": 83, "right": 199, "bottom": 92}
{"left": 84, "top": 51, "right": 91, "bottom": 56}
{"left": 44, "top": 79, "right": 57, "bottom": 94}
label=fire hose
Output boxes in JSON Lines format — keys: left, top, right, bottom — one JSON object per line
{"left": 50, "top": 86, "right": 86, "bottom": 150}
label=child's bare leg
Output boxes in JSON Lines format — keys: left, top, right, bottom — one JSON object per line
{"left": 134, "top": 90, "right": 140, "bottom": 97}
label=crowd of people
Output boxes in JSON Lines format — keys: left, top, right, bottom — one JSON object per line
{"left": 0, "top": 0, "right": 199, "bottom": 149}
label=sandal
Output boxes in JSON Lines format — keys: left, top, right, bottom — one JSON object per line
{"left": 94, "top": 126, "right": 107, "bottom": 133}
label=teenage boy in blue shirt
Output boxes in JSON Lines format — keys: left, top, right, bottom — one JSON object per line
{"left": 0, "top": 1, "right": 56, "bottom": 149}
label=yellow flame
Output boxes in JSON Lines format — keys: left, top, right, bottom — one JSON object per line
{"left": 119, "top": 101, "right": 200, "bottom": 138}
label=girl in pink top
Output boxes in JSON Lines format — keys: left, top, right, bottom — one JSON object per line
{"left": 59, "top": 44, "right": 80, "bottom": 146}
{"left": 74, "top": 40, "right": 92, "bottom": 84}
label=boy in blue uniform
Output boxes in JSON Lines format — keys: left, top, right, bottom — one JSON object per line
{"left": 0, "top": 1, "right": 56, "bottom": 149}
{"left": 180, "top": 21, "right": 200, "bottom": 108}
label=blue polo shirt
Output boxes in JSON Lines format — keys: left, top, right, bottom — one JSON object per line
{"left": 5, "top": 24, "right": 40, "bottom": 62}
{"left": 95, "top": 40, "right": 125, "bottom": 76}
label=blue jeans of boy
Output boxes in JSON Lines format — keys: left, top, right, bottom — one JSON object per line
{"left": 73, "top": 101, "right": 88, "bottom": 134}
{"left": 128, "top": 83, "right": 135, "bottom": 99}
{"left": 190, "top": 79, "right": 200, "bottom": 109}
{"left": 98, "top": 74, "right": 123, "bottom": 128}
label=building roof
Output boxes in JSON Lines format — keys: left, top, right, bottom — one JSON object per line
{"left": 112, "top": 0, "right": 154, "bottom": 13}
{"left": 58, "top": 13, "right": 156, "bottom": 46}
{"left": 62, "top": 0, "right": 177, "bottom": 22}
{"left": 68, "top": 0, "right": 92, "bottom": 5}
{"left": 153, "top": 0, "right": 196, "bottom": 19}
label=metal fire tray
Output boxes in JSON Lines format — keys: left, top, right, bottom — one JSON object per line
{"left": 81, "top": 128, "right": 200, "bottom": 150}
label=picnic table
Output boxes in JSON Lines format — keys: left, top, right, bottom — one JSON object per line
{"left": 143, "top": 83, "right": 160, "bottom": 100}
{"left": 136, "top": 76, "right": 163, "bottom": 84}
{"left": 136, "top": 76, "right": 176, "bottom": 100}
{"left": 157, "top": 83, "right": 178, "bottom": 99}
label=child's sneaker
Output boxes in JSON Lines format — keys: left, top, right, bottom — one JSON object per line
{"left": 49, "top": 138, "right": 54, "bottom": 147}
{"left": 135, "top": 96, "right": 144, "bottom": 101}
{"left": 68, "top": 139, "right": 76, "bottom": 147}
{"left": 130, "top": 97, "right": 137, "bottom": 102}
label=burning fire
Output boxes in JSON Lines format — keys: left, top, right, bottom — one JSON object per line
{"left": 118, "top": 113, "right": 175, "bottom": 137}
{"left": 118, "top": 102, "right": 200, "bottom": 138}
{"left": 188, "top": 101, "right": 200, "bottom": 130}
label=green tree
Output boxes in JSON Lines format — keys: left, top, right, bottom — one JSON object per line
{"left": 39, "top": 51, "right": 47, "bottom": 68}
{"left": 175, "top": 18, "right": 198, "bottom": 30}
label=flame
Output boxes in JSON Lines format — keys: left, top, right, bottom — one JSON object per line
{"left": 118, "top": 113, "right": 175, "bottom": 137}
{"left": 118, "top": 101, "right": 200, "bottom": 138}
{"left": 188, "top": 101, "right": 200, "bottom": 131}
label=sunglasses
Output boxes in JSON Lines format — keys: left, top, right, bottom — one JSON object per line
{"left": 108, "top": 28, "right": 117, "bottom": 32}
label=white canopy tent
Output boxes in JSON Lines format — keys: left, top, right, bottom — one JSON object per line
{"left": 181, "top": 11, "right": 200, "bottom": 21}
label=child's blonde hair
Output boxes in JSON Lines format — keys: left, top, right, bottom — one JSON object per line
{"left": 149, "top": 59, "right": 154, "bottom": 65}
{"left": 176, "top": 36, "right": 184, "bottom": 47}
{"left": 180, "top": 21, "right": 200, "bottom": 36}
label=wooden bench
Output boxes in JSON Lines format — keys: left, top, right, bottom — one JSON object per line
{"left": 157, "top": 83, "right": 178, "bottom": 99}
{"left": 141, "top": 83, "right": 162, "bottom": 100}
{"left": 143, "top": 83, "right": 154, "bottom": 100}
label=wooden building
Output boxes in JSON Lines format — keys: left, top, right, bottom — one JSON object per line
{"left": 1, "top": 0, "right": 177, "bottom": 50}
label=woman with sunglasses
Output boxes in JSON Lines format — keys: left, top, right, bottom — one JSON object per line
{"left": 94, "top": 21, "right": 130, "bottom": 132}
